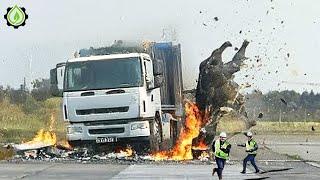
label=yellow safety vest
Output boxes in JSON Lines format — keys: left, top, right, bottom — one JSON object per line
{"left": 214, "top": 140, "right": 230, "bottom": 159}
{"left": 246, "top": 140, "right": 257, "bottom": 155}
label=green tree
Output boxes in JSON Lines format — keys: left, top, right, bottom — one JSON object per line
{"left": 31, "top": 78, "right": 52, "bottom": 101}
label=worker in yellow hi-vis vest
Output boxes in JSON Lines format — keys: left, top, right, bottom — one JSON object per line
{"left": 212, "top": 132, "right": 232, "bottom": 180}
{"left": 238, "top": 131, "right": 260, "bottom": 174}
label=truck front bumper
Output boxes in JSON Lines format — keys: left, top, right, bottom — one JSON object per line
{"left": 66, "top": 120, "right": 151, "bottom": 142}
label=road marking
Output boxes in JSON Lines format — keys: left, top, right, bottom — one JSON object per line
{"left": 112, "top": 164, "right": 261, "bottom": 179}
{"left": 263, "top": 143, "right": 320, "bottom": 146}
{"left": 306, "top": 162, "right": 320, "bottom": 168}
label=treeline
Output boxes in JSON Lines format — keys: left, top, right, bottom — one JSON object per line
{"left": 245, "top": 90, "right": 320, "bottom": 122}
{"left": 0, "top": 79, "right": 65, "bottom": 143}
{"left": 0, "top": 79, "right": 52, "bottom": 114}
{"left": 2, "top": 79, "right": 320, "bottom": 122}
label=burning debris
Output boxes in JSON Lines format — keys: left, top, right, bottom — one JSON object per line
{"left": 13, "top": 129, "right": 56, "bottom": 151}
{"left": 5, "top": 108, "right": 210, "bottom": 162}
{"left": 197, "top": 151, "right": 210, "bottom": 161}
{"left": 109, "top": 146, "right": 134, "bottom": 159}
{"left": 12, "top": 114, "right": 71, "bottom": 152}
{"left": 3, "top": 114, "right": 74, "bottom": 161}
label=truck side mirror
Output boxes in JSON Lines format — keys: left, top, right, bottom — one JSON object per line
{"left": 50, "top": 68, "right": 63, "bottom": 97}
{"left": 154, "top": 75, "right": 164, "bottom": 88}
{"left": 146, "top": 76, "right": 153, "bottom": 87}
{"left": 153, "top": 59, "right": 164, "bottom": 76}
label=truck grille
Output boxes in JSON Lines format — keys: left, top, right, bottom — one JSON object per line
{"left": 88, "top": 128, "right": 125, "bottom": 135}
{"left": 76, "top": 106, "right": 129, "bottom": 115}
{"left": 83, "top": 117, "right": 154, "bottom": 126}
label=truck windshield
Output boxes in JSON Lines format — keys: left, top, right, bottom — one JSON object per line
{"left": 64, "top": 57, "right": 142, "bottom": 91}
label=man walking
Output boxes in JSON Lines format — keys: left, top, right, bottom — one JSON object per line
{"left": 239, "top": 131, "right": 259, "bottom": 174}
{"left": 212, "top": 132, "right": 231, "bottom": 180}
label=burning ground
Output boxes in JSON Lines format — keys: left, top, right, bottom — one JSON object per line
{"left": 1, "top": 100, "right": 243, "bottom": 163}
{"left": 2, "top": 102, "right": 212, "bottom": 163}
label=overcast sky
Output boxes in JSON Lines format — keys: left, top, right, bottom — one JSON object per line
{"left": 0, "top": 0, "right": 320, "bottom": 93}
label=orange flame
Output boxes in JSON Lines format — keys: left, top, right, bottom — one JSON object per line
{"left": 25, "top": 129, "right": 57, "bottom": 146}
{"left": 19, "top": 113, "right": 74, "bottom": 151}
{"left": 57, "top": 140, "right": 73, "bottom": 150}
{"left": 24, "top": 114, "right": 57, "bottom": 146}
{"left": 114, "top": 146, "right": 134, "bottom": 157}
{"left": 192, "top": 139, "right": 208, "bottom": 150}
{"left": 198, "top": 151, "right": 210, "bottom": 161}
{"left": 120, "top": 147, "right": 134, "bottom": 157}
{"left": 152, "top": 102, "right": 209, "bottom": 161}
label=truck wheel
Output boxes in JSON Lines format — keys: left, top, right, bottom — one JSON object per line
{"left": 149, "top": 118, "right": 161, "bottom": 152}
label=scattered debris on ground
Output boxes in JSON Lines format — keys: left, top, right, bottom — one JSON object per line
{"left": 2, "top": 142, "right": 214, "bottom": 164}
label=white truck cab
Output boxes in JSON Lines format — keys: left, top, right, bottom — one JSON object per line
{"left": 50, "top": 42, "right": 183, "bottom": 151}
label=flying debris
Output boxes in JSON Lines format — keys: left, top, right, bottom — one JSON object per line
{"left": 195, "top": 40, "right": 255, "bottom": 140}
{"left": 280, "top": 98, "right": 288, "bottom": 106}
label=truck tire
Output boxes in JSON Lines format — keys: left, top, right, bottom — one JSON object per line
{"left": 149, "top": 117, "right": 161, "bottom": 152}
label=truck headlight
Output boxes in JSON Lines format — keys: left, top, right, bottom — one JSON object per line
{"left": 67, "top": 126, "right": 83, "bottom": 134}
{"left": 131, "top": 122, "right": 148, "bottom": 130}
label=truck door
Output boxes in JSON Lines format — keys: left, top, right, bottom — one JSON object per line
{"left": 50, "top": 63, "right": 65, "bottom": 96}
{"left": 144, "top": 58, "right": 154, "bottom": 89}
{"left": 142, "top": 58, "right": 157, "bottom": 117}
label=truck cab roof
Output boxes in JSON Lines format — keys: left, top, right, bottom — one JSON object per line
{"left": 67, "top": 53, "right": 151, "bottom": 63}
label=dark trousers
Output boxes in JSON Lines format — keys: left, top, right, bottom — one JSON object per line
{"left": 214, "top": 157, "right": 226, "bottom": 178}
{"left": 243, "top": 154, "right": 259, "bottom": 172}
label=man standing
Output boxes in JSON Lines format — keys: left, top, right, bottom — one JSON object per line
{"left": 240, "top": 131, "right": 259, "bottom": 174}
{"left": 212, "top": 132, "right": 231, "bottom": 180}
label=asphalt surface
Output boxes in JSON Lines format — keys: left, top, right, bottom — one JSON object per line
{"left": 0, "top": 163, "right": 127, "bottom": 180}
{"left": 257, "top": 134, "right": 320, "bottom": 161}
{"left": 0, "top": 161, "right": 319, "bottom": 179}
{"left": 0, "top": 134, "right": 319, "bottom": 179}
{"left": 112, "top": 164, "right": 260, "bottom": 179}
{"left": 0, "top": 163, "right": 261, "bottom": 180}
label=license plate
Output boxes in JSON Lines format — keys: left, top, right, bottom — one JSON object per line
{"left": 96, "top": 137, "right": 117, "bottom": 144}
